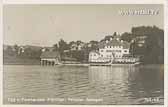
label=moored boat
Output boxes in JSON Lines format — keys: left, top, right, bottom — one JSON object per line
{"left": 89, "top": 57, "right": 140, "bottom": 66}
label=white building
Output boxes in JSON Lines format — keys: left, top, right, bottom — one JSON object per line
{"left": 89, "top": 37, "right": 130, "bottom": 62}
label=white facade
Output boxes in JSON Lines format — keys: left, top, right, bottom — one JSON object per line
{"left": 89, "top": 51, "right": 100, "bottom": 62}
{"left": 89, "top": 51, "right": 112, "bottom": 62}
{"left": 99, "top": 46, "right": 129, "bottom": 59}
{"left": 89, "top": 38, "right": 130, "bottom": 62}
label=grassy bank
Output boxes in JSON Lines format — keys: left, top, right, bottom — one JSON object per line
{"left": 3, "top": 56, "right": 40, "bottom": 65}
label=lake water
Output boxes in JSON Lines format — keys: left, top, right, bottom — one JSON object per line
{"left": 3, "top": 65, "right": 164, "bottom": 105}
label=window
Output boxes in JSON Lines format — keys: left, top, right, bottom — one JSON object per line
{"left": 124, "top": 50, "right": 127, "bottom": 52}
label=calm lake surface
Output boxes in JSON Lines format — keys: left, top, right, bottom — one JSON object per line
{"left": 3, "top": 65, "right": 164, "bottom": 105}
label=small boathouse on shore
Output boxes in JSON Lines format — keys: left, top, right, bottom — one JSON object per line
{"left": 40, "top": 51, "right": 60, "bottom": 66}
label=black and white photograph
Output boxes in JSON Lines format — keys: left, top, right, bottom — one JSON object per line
{"left": 2, "top": 4, "right": 164, "bottom": 105}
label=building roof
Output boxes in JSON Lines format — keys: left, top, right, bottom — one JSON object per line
{"left": 40, "top": 51, "right": 60, "bottom": 59}
{"left": 98, "top": 38, "right": 130, "bottom": 49}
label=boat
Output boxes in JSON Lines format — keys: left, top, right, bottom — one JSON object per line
{"left": 89, "top": 51, "right": 140, "bottom": 66}
{"left": 89, "top": 57, "right": 140, "bottom": 66}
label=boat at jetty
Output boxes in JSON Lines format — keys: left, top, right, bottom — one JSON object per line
{"left": 89, "top": 57, "right": 140, "bottom": 66}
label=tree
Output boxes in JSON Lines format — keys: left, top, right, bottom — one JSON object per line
{"left": 131, "top": 26, "right": 164, "bottom": 64}
{"left": 53, "top": 44, "right": 58, "bottom": 51}
{"left": 100, "top": 35, "right": 113, "bottom": 42}
{"left": 113, "top": 32, "right": 117, "bottom": 37}
{"left": 13, "top": 44, "right": 19, "bottom": 55}
{"left": 71, "top": 50, "right": 85, "bottom": 62}
{"left": 69, "top": 41, "right": 75, "bottom": 46}
{"left": 121, "top": 32, "right": 134, "bottom": 42}
{"left": 76, "top": 40, "right": 83, "bottom": 46}
{"left": 4, "top": 46, "right": 14, "bottom": 56}
{"left": 89, "top": 40, "right": 99, "bottom": 50}
{"left": 58, "top": 39, "right": 69, "bottom": 55}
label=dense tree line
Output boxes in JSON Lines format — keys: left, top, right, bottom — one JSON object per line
{"left": 3, "top": 45, "right": 42, "bottom": 59}
{"left": 121, "top": 26, "right": 164, "bottom": 64}
{"left": 4, "top": 26, "right": 164, "bottom": 64}
{"left": 52, "top": 39, "right": 99, "bottom": 62}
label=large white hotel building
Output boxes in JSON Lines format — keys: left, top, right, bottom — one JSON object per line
{"left": 89, "top": 37, "right": 131, "bottom": 63}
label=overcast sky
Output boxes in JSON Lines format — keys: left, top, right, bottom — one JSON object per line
{"left": 3, "top": 4, "right": 163, "bottom": 47}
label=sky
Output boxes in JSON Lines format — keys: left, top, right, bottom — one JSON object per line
{"left": 3, "top": 4, "right": 163, "bottom": 47}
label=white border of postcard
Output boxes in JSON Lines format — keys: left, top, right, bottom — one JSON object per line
{"left": 0, "top": 0, "right": 167, "bottom": 107}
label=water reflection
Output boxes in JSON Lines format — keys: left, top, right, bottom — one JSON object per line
{"left": 88, "top": 65, "right": 164, "bottom": 104}
{"left": 4, "top": 65, "right": 164, "bottom": 105}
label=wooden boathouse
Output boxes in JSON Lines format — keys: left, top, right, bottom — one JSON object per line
{"left": 40, "top": 51, "right": 61, "bottom": 66}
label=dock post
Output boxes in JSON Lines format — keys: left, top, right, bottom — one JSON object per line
{"left": 40, "top": 60, "right": 42, "bottom": 66}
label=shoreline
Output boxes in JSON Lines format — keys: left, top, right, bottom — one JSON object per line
{"left": 3, "top": 63, "right": 164, "bottom": 67}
